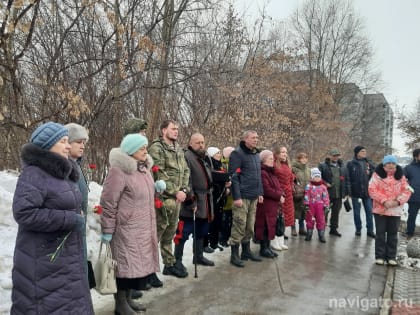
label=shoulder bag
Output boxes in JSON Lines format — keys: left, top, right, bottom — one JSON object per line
{"left": 94, "top": 242, "right": 117, "bottom": 295}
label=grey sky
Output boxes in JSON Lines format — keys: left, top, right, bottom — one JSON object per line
{"left": 235, "top": 0, "right": 420, "bottom": 154}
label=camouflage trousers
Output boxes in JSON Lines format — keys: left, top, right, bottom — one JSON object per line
{"left": 228, "top": 198, "right": 258, "bottom": 245}
{"left": 156, "top": 197, "right": 181, "bottom": 267}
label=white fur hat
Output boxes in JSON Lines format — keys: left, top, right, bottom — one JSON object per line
{"left": 65, "top": 123, "right": 89, "bottom": 143}
{"left": 207, "top": 147, "right": 220, "bottom": 158}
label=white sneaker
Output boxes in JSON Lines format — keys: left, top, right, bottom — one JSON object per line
{"left": 387, "top": 259, "right": 398, "bottom": 266}
{"left": 278, "top": 236, "right": 288, "bottom": 250}
{"left": 270, "top": 236, "right": 282, "bottom": 251}
{"left": 375, "top": 258, "right": 384, "bottom": 265}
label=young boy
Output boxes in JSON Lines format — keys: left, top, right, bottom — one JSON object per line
{"left": 304, "top": 168, "right": 330, "bottom": 243}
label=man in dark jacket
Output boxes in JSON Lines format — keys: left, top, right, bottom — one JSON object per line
{"left": 174, "top": 133, "right": 216, "bottom": 272}
{"left": 404, "top": 148, "right": 420, "bottom": 239}
{"left": 319, "top": 148, "right": 346, "bottom": 237}
{"left": 345, "top": 146, "right": 376, "bottom": 238}
{"left": 228, "top": 130, "right": 263, "bottom": 267}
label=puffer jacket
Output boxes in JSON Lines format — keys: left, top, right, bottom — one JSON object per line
{"left": 100, "top": 148, "right": 160, "bottom": 278}
{"left": 345, "top": 157, "right": 375, "bottom": 198}
{"left": 404, "top": 160, "right": 420, "bottom": 203}
{"left": 368, "top": 164, "right": 411, "bottom": 216}
{"left": 12, "top": 144, "right": 93, "bottom": 315}
{"left": 229, "top": 141, "right": 263, "bottom": 200}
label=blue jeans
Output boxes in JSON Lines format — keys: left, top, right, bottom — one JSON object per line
{"left": 406, "top": 202, "right": 420, "bottom": 236}
{"left": 352, "top": 197, "right": 374, "bottom": 233}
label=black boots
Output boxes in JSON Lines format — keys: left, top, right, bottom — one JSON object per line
{"left": 329, "top": 228, "right": 342, "bottom": 237}
{"left": 148, "top": 273, "right": 163, "bottom": 288}
{"left": 241, "top": 242, "right": 262, "bottom": 261}
{"left": 318, "top": 230, "right": 326, "bottom": 243}
{"left": 174, "top": 240, "right": 188, "bottom": 275}
{"left": 259, "top": 240, "right": 277, "bottom": 258}
{"left": 193, "top": 238, "right": 215, "bottom": 266}
{"left": 230, "top": 244, "right": 245, "bottom": 267}
{"left": 305, "top": 229, "right": 313, "bottom": 241}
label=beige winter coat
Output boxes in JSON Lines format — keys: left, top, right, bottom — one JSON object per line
{"left": 100, "top": 148, "right": 159, "bottom": 278}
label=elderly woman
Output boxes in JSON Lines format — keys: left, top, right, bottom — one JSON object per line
{"left": 100, "top": 134, "right": 162, "bottom": 314}
{"left": 12, "top": 122, "right": 94, "bottom": 314}
{"left": 255, "top": 150, "right": 284, "bottom": 258}
{"left": 369, "top": 155, "right": 412, "bottom": 266}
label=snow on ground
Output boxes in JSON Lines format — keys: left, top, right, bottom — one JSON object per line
{"left": 1, "top": 170, "right": 420, "bottom": 314}
{"left": 0, "top": 170, "right": 219, "bottom": 314}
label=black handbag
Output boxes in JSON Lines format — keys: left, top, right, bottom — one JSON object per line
{"left": 276, "top": 215, "right": 285, "bottom": 236}
{"left": 344, "top": 198, "right": 352, "bottom": 212}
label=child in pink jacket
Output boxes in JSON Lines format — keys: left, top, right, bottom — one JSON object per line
{"left": 368, "top": 155, "right": 412, "bottom": 266}
{"left": 304, "top": 168, "right": 330, "bottom": 243}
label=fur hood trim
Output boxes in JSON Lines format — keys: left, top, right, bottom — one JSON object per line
{"left": 374, "top": 163, "right": 403, "bottom": 180}
{"left": 109, "top": 148, "right": 153, "bottom": 174}
{"left": 21, "top": 143, "right": 79, "bottom": 181}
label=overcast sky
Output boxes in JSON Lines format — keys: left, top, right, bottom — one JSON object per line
{"left": 234, "top": 0, "right": 420, "bottom": 154}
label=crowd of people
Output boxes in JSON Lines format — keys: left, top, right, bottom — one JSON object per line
{"left": 10, "top": 119, "right": 419, "bottom": 314}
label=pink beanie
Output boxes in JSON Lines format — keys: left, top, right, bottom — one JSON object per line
{"left": 222, "top": 146, "right": 235, "bottom": 159}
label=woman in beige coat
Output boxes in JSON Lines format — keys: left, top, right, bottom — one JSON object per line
{"left": 100, "top": 134, "right": 161, "bottom": 314}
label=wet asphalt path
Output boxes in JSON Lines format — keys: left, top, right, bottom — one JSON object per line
{"left": 93, "top": 209, "right": 387, "bottom": 315}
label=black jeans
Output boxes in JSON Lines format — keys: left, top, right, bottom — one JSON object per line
{"left": 327, "top": 198, "right": 342, "bottom": 229}
{"left": 373, "top": 214, "right": 400, "bottom": 260}
{"left": 406, "top": 202, "right": 420, "bottom": 236}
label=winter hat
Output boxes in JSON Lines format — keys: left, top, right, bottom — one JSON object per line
{"left": 222, "top": 146, "right": 235, "bottom": 159}
{"left": 382, "top": 155, "right": 397, "bottom": 165}
{"left": 354, "top": 145, "right": 365, "bottom": 155}
{"left": 207, "top": 147, "right": 220, "bottom": 158}
{"left": 30, "top": 122, "right": 68, "bottom": 150}
{"left": 123, "top": 118, "right": 148, "bottom": 136}
{"left": 310, "top": 167, "right": 322, "bottom": 179}
{"left": 259, "top": 150, "right": 273, "bottom": 162}
{"left": 121, "top": 134, "right": 148, "bottom": 155}
{"left": 328, "top": 148, "right": 341, "bottom": 156}
{"left": 65, "top": 123, "right": 89, "bottom": 143}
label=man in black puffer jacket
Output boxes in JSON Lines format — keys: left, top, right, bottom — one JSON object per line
{"left": 345, "top": 146, "right": 376, "bottom": 238}
{"left": 228, "top": 130, "right": 263, "bottom": 267}
{"left": 319, "top": 148, "right": 347, "bottom": 237}
{"left": 404, "top": 148, "right": 420, "bottom": 239}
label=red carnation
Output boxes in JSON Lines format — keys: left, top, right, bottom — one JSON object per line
{"left": 340, "top": 176, "right": 345, "bottom": 181}
{"left": 89, "top": 164, "right": 97, "bottom": 170}
{"left": 93, "top": 205, "right": 103, "bottom": 214}
{"left": 235, "top": 168, "right": 241, "bottom": 173}
{"left": 151, "top": 165, "right": 160, "bottom": 173}
{"left": 154, "top": 197, "right": 163, "bottom": 209}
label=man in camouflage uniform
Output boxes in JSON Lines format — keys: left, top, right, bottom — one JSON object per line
{"left": 148, "top": 120, "right": 190, "bottom": 278}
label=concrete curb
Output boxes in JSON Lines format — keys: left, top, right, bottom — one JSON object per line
{"left": 380, "top": 266, "right": 395, "bottom": 315}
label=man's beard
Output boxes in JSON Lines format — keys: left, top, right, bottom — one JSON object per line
{"left": 196, "top": 149, "right": 206, "bottom": 157}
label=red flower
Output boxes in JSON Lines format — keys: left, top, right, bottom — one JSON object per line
{"left": 154, "top": 197, "right": 163, "bottom": 209}
{"left": 235, "top": 168, "right": 241, "bottom": 173}
{"left": 340, "top": 176, "right": 345, "bottom": 181}
{"left": 93, "top": 205, "right": 103, "bottom": 214}
{"left": 151, "top": 165, "right": 160, "bottom": 173}
{"left": 89, "top": 164, "right": 97, "bottom": 170}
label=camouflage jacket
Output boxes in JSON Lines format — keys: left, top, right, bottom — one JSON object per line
{"left": 148, "top": 137, "right": 190, "bottom": 199}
